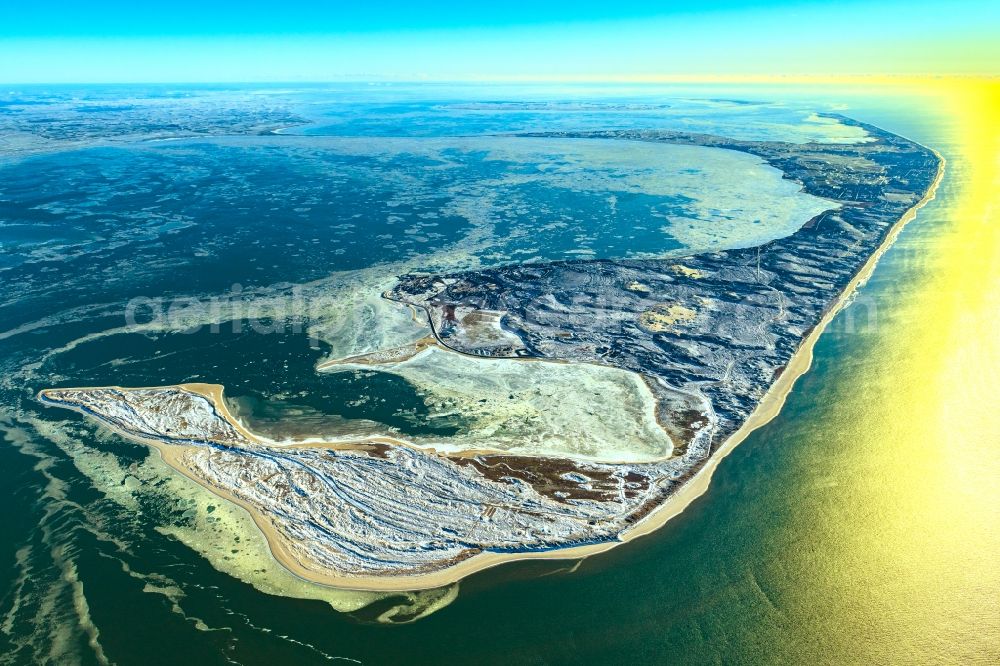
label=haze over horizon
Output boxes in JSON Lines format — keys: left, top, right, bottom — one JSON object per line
{"left": 2, "top": 0, "right": 998, "bottom": 83}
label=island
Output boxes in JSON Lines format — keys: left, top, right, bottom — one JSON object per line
{"left": 39, "top": 116, "right": 944, "bottom": 591}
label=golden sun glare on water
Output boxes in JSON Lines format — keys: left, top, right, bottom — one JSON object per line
{"left": 773, "top": 77, "right": 1000, "bottom": 661}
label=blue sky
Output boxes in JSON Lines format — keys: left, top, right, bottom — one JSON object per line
{"left": 4, "top": 1, "right": 896, "bottom": 37}
{"left": 1, "top": 0, "right": 997, "bottom": 82}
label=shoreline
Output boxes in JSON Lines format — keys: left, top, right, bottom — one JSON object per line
{"left": 37, "top": 153, "right": 945, "bottom": 593}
